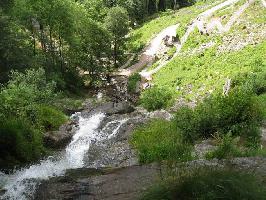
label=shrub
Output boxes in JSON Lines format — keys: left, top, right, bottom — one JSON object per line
{"left": 0, "top": 68, "right": 56, "bottom": 118}
{"left": 128, "top": 73, "right": 141, "bottom": 93}
{"left": 131, "top": 119, "right": 193, "bottom": 164}
{"left": 142, "top": 169, "right": 266, "bottom": 200}
{"left": 36, "top": 105, "right": 68, "bottom": 131}
{"left": 0, "top": 119, "right": 44, "bottom": 168}
{"left": 167, "top": 46, "right": 177, "bottom": 58}
{"left": 0, "top": 69, "right": 68, "bottom": 168}
{"left": 233, "top": 70, "right": 266, "bottom": 95}
{"left": 206, "top": 133, "right": 242, "bottom": 160}
{"left": 140, "top": 86, "right": 174, "bottom": 111}
{"left": 256, "top": 93, "right": 266, "bottom": 119}
{"left": 175, "top": 89, "right": 263, "bottom": 143}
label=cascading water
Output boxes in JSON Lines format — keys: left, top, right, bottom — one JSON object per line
{"left": 0, "top": 113, "right": 128, "bottom": 200}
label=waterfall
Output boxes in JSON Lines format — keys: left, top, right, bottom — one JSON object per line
{"left": 0, "top": 113, "right": 128, "bottom": 200}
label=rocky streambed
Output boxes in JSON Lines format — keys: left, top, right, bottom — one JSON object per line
{"left": 1, "top": 77, "right": 266, "bottom": 200}
{"left": 0, "top": 98, "right": 154, "bottom": 200}
{"left": 34, "top": 101, "right": 266, "bottom": 200}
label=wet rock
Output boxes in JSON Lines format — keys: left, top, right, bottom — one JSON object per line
{"left": 111, "top": 102, "right": 135, "bottom": 115}
{"left": 85, "top": 141, "right": 138, "bottom": 168}
{"left": 84, "top": 115, "right": 148, "bottom": 168}
{"left": 35, "top": 164, "right": 161, "bottom": 200}
{"left": 43, "top": 121, "right": 77, "bottom": 149}
{"left": 43, "top": 131, "right": 73, "bottom": 149}
{"left": 0, "top": 189, "right": 6, "bottom": 196}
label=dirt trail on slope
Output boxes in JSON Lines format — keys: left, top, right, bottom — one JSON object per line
{"left": 262, "top": 0, "right": 266, "bottom": 7}
{"left": 118, "top": 0, "right": 264, "bottom": 78}
{"left": 141, "top": 0, "right": 258, "bottom": 78}
{"left": 118, "top": 25, "right": 179, "bottom": 76}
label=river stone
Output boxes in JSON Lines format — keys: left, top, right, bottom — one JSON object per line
{"left": 43, "top": 121, "right": 77, "bottom": 149}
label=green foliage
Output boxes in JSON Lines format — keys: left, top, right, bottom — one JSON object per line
{"left": 0, "top": 9, "right": 33, "bottom": 83}
{"left": 233, "top": 66, "right": 266, "bottom": 95}
{"left": 142, "top": 169, "right": 266, "bottom": 200}
{"left": 131, "top": 119, "right": 193, "bottom": 164}
{"left": 53, "top": 97, "right": 83, "bottom": 113}
{"left": 206, "top": 133, "right": 242, "bottom": 160}
{"left": 167, "top": 46, "right": 176, "bottom": 58}
{"left": 175, "top": 89, "right": 263, "bottom": 142}
{"left": 153, "top": 41, "right": 266, "bottom": 101}
{"left": 36, "top": 105, "right": 68, "bottom": 131}
{"left": 0, "top": 119, "right": 44, "bottom": 168}
{"left": 128, "top": 73, "right": 141, "bottom": 93}
{"left": 256, "top": 94, "right": 266, "bottom": 119}
{"left": 140, "top": 86, "right": 174, "bottom": 111}
{"left": 127, "top": 0, "right": 216, "bottom": 53}
{"left": 105, "top": 6, "right": 129, "bottom": 66}
{"left": 206, "top": 133, "right": 266, "bottom": 160}
{"left": 0, "top": 68, "right": 56, "bottom": 119}
{"left": 82, "top": 0, "right": 108, "bottom": 21}
{"left": 0, "top": 69, "right": 67, "bottom": 168}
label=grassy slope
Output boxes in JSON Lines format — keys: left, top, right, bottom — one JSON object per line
{"left": 152, "top": 1, "right": 266, "bottom": 102}
{"left": 131, "top": 0, "right": 266, "bottom": 169}
{"left": 127, "top": 0, "right": 224, "bottom": 53}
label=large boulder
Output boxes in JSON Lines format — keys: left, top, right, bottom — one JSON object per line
{"left": 43, "top": 121, "right": 78, "bottom": 149}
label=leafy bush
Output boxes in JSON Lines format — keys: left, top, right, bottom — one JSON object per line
{"left": 142, "top": 169, "right": 266, "bottom": 200}
{"left": 36, "top": 105, "right": 68, "bottom": 131}
{"left": 140, "top": 86, "right": 174, "bottom": 111}
{"left": 256, "top": 93, "right": 266, "bottom": 119}
{"left": 167, "top": 46, "right": 176, "bottom": 58}
{"left": 53, "top": 96, "right": 83, "bottom": 114}
{"left": 206, "top": 133, "right": 242, "bottom": 160}
{"left": 131, "top": 119, "right": 193, "bottom": 164}
{"left": 128, "top": 73, "right": 141, "bottom": 93}
{"left": 0, "top": 69, "right": 68, "bottom": 168}
{"left": 233, "top": 68, "right": 266, "bottom": 95}
{"left": 175, "top": 89, "right": 263, "bottom": 142}
{"left": 0, "top": 68, "right": 56, "bottom": 118}
{"left": 60, "top": 66, "right": 84, "bottom": 94}
{"left": 0, "top": 119, "right": 44, "bottom": 168}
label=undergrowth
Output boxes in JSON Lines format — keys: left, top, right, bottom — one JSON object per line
{"left": 141, "top": 168, "right": 266, "bottom": 200}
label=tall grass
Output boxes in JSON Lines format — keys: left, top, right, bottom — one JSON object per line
{"left": 142, "top": 169, "right": 266, "bottom": 200}
{"left": 131, "top": 119, "right": 193, "bottom": 164}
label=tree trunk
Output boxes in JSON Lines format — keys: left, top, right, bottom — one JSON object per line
{"left": 158, "top": 0, "right": 166, "bottom": 11}
{"left": 114, "top": 39, "right": 118, "bottom": 67}
{"left": 148, "top": 0, "right": 157, "bottom": 14}
{"left": 59, "top": 32, "right": 64, "bottom": 73}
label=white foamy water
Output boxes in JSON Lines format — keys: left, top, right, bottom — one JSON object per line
{"left": 0, "top": 112, "right": 128, "bottom": 200}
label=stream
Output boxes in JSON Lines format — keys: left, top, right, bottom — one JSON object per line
{"left": 0, "top": 112, "right": 129, "bottom": 200}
